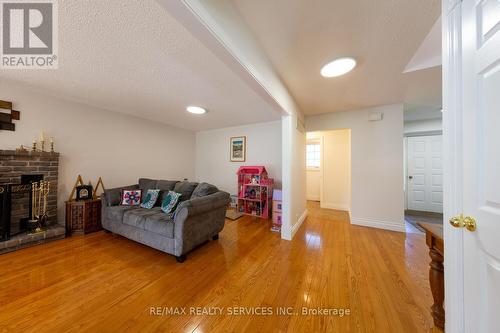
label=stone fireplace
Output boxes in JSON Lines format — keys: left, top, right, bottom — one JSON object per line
{"left": 0, "top": 150, "right": 65, "bottom": 253}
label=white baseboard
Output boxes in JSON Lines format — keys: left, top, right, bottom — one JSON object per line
{"left": 290, "top": 209, "right": 308, "bottom": 239}
{"left": 350, "top": 216, "right": 405, "bottom": 233}
{"left": 320, "top": 202, "right": 350, "bottom": 212}
{"left": 307, "top": 195, "right": 320, "bottom": 201}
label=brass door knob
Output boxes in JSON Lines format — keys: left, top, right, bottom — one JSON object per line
{"left": 449, "top": 214, "right": 476, "bottom": 232}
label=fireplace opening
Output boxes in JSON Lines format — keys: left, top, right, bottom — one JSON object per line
{"left": 0, "top": 174, "right": 43, "bottom": 240}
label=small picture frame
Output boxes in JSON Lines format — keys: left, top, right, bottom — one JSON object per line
{"left": 76, "top": 185, "right": 93, "bottom": 201}
{"left": 230, "top": 136, "right": 246, "bottom": 162}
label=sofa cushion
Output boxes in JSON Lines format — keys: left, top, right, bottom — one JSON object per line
{"left": 191, "top": 182, "right": 219, "bottom": 199}
{"left": 144, "top": 213, "right": 175, "bottom": 238}
{"left": 156, "top": 180, "right": 178, "bottom": 191}
{"left": 157, "top": 180, "right": 179, "bottom": 204}
{"left": 139, "top": 178, "right": 157, "bottom": 193}
{"left": 123, "top": 207, "right": 162, "bottom": 230}
{"left": 174, "top": 181, "right": 199, "bottom": 202}
{"left": 105, "top": 205, "right": 139, "bottom": 221}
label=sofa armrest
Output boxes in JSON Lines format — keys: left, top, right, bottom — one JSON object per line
{"left": 102, "top": 184, "right": 139, "bottom": 207}
{"left": 173, "top": 191, "right": 230, "bottom": 255}
{"left": 174, "top": 191, "right": 230, "bottom": 221}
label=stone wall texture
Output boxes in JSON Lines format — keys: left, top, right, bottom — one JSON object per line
{"left": 0, "top": 150, "right": 59, "bottom": 233}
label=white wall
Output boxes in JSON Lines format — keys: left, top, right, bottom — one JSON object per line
{"left": 404, "top": 118, "right": 442, "bottom": 135}
{"left": 0, "top": 80, "right": 196, "bottom": 223}
{"left": 306, "top": 104, "right": 405, "bottom": 232}
{"left": 321, "top": 129, "right": 351, "bottom": 211}
{"left": 195, "top": 120, "right": 282, "bottom": 194}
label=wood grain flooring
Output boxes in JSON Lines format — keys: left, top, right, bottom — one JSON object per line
{"left": 0, "top": 201, "right": 439, "bottom": 332}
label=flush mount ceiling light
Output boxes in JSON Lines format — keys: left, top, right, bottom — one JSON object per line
{"left": 320, "top": 57, "right": 357, "bottom": 78}
{"left": 186, "top": 106, "right": 207, "bottom": 115}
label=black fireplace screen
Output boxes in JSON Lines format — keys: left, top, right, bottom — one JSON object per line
{"left": 0, "top": 175, "right": 43, "bottom": 241}
{"left": 0, "top": 185, "right": 10, "bottom": 241}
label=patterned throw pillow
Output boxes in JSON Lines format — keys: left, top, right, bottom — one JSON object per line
{"left": 161, "top": 191, "right": 182, "bottom": 214}
{"left": 121, "top": 189, "right": 142, "bottom": 206}
{"left": 140, "top": 189, "right": 160, "bottom": 209}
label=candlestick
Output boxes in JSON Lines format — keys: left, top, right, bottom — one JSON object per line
{"left": 50, "top": 137, "right": 54, "bottom": 153}
{"left": 32, "top": 140, "right": 37, "bottom": 152}
{"left": 40, "top": 130, "right": 45, "bottom": 142}
{"left": 40, "top": 140, "right": 45, "bottom": 152}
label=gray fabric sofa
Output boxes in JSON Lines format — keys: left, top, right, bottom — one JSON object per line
{"left": 101, "top": 178, "right": 230, "bottom": 262}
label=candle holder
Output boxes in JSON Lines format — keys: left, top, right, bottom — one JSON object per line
{"left": 40, "top": 140, "right": 45, "bottom": 152}
{"left": 32, "top": 141, "right": 37, "bottom": 152}
{"left": 50, "top": 141, "right": 54, "bottom": 153}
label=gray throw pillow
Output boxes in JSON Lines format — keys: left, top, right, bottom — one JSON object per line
{"left": 173, "top": 181, "right": 199, "bottom": 202}
{"left": 191, "top": 182, "right": 218, "bottom": 199}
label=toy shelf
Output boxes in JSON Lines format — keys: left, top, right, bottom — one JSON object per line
{"left": 237, "top": 166, "right": 273, "bottom": 219}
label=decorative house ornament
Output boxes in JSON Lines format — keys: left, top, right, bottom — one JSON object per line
{"left": 230, "top": 136, "right": 246, "bottom": 162}
{"left": 0, "top": 100, "right": 21, "bottom": 131}
{"left": 92, "top": 177, "right": 106, "bottom": 199}
{"left": 69, "top": 175, "right": 106, "bottom": 201}
{"left": 68, "top": 175, "right": 85, "bottom": 201}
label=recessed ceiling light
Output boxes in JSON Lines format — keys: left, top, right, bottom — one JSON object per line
{"left": 321, "top": 57, "right": 357, "bottom": 78}
{"left": 186, "top": 106, "right": 207, "bottom": 115}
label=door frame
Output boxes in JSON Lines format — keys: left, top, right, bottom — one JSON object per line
{"left": 443, "top": 0, "right": 465, "bottom": 332}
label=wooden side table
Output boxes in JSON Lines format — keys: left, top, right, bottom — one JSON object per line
{"left": 418, "top": 222, "right": 444, "bottom": 331}
{"left": 66, "top": 199, "right": 102, "bottom": 235}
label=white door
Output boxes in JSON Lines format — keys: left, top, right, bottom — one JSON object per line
{"left": 450, "top": 0, "right": 500, "bottom": 332}
{"left": 407, "top": 135, "right": 443, "bottom": 213}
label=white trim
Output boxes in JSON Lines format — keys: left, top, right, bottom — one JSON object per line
{"left": 281, "top": 116, "right": 292, "bottom": 241}
{"left": 442, "top": 2, "right": 465, "bottom": 332}
{"left": 350, "top": 217, "right": 406, "bottom": 233}
{"left": 320, "top": 202, "right": 350, "bottom": 212}
{"left": 404, "top": 130, "right": 443, "bottom": 137}
{"left": 307, "top": 195, "right": 320, "bottom": 201}
{"left": 291, "top": 209, "right": 308, "bottom": 239}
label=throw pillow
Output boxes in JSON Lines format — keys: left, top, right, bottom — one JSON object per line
{"left": 121, "top": 189, "right": 142, "bottom": 206}
{"left": 161, "top": 191, "right": 182, "bottom": 214}
{"left": 191, "top": 182, "right": 218, "bottom": 199}
{"left": 173, "top": 181, "right": 198, "bottom": 202}
{"left": 140, "top": 189, "right": 160, "bottom": 209}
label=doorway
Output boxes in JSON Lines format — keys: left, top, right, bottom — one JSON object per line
{"left": 403, "top": 107, "right": 443, "bottom": 231}
{"left": 306, "top": 130, "right": 351, "bottom": 213}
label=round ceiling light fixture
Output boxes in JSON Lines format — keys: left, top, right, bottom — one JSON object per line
{"left": 186, "top": 106, "right": 207, "bottom": 115}
{"left": 320, "top": 57, "right": 357, "bottom": 78}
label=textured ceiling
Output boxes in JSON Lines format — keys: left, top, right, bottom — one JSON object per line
{"left": 232, "top": 0, "right": 442, "bottom": 115}
{"left": 0, "top": 0, "right": 280, "bottom": 131}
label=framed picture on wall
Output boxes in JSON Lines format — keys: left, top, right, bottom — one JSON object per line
{"left": 230, "top": 136, "right": 246, "bottom": 162}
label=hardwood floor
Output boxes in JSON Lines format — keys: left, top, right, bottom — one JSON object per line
{"left": 0, "top": 201, "right": 439, "bottom": 332}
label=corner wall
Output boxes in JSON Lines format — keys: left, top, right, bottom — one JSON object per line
{"left": 0, "top": 80, "right": 196, "bottom": 223}
{"left": 306, "top": 104, "right": 405, "bottom": 232}
{"left": 281, "top": 115, "right": 307, "bottom": 240}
